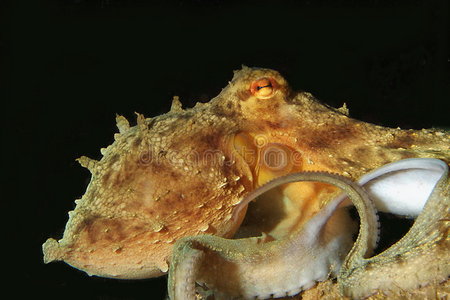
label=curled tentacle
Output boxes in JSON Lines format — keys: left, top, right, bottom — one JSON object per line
{"left": 168, "top": 171, "right": 378, "bottom": 300}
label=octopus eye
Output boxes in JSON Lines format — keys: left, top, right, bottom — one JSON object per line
{"left": 250, "top": 77, "right": 278, "bottom": 99}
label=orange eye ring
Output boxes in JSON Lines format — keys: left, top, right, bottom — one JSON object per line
{"left": 250, "top": 77, "right": 278, "bottom": 99}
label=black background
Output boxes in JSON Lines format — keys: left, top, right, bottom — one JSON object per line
{"left": 3, "top": 0, "right": 449, "bottom": 299}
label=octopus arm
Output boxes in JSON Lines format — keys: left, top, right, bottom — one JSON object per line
{"left": 339, "top": 158, "right": 449, "bottom": 298}
{"left": 168, "top": 172, "right": 378, "bottom": 300}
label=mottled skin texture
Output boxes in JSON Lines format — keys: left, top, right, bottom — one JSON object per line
{"left": 43, "top": 67, "right": 450, "bottom": 298}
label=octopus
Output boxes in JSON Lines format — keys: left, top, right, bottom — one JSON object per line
{"left": 43, "top": 67, "right": 450, "bottom": 299}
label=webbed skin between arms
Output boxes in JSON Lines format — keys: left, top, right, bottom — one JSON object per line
{"left": 42, "top": 67, "right": 450, "bottom": 298}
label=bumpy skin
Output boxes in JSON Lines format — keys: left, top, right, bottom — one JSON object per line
{"left": 43, "top": 67, "right": 449, "bottom": 297}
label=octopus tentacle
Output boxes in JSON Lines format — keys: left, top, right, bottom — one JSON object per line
{"left": 338, "top": 158, "right": 449, "bottom": 298}
{"left": 237, "top": 171, "right": 380, "bottom": 263}
{"left": 168, "top": 171, "right": 378, "bottom": 300}
{"left": 169, "top": 240, "right": 204, "bottom": 299}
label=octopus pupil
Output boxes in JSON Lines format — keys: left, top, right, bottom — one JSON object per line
{"left": 257, "top": 84, "right": 271, "bottom": 90}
